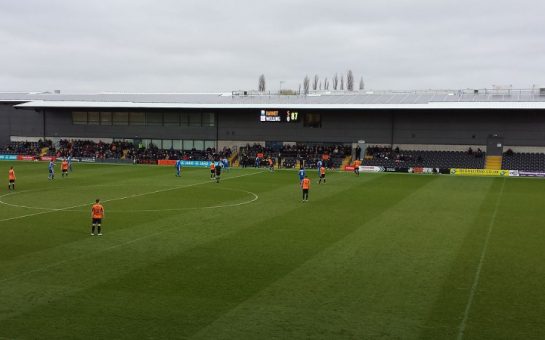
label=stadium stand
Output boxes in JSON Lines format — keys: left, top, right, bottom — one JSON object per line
{"left": 502, "top": 151, "right": 545, "bottom": 171}
{"left": 238, "top": 143, "right": 351, "bottom": 169}
{"left": 363, "top": 146, "right": 486, "bottom": 169}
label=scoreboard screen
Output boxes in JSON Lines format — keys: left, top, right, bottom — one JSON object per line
{"left": 260, "top": 110, "right": 300, "bottom": 123}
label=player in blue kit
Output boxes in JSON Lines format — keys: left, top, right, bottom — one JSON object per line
{"left": 316, "top": 160, "right": 322, "bottom": 176}
{"left": 48, "top": 160, "right": 55, "bottom": 180}
{"left": 175, "top": 159, "right": 182, "bottom": 177}
{"left": 67, "top": 154, "right": 73, "bottom": 172}
{"left": 298, "top": 167, "right": 306, "bottom": 183}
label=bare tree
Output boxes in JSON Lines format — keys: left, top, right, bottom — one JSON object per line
{"left": 333, "top": 73, "right": 339, "bottom": 90}
{"left": 298, "top": 83, "right": 302, "bottom": 95}
{"left": 319, "top": 81, "right": 322, "bottom": 90}
{"left": 258, "top": 74, "right": 266, "bottom": 92}
{"left": 303, "top": 75, "right": 310, "bottom": 95}
{"left": 359, "top": 76, "right": 364, "bottom": 90}
{"left": 324, "top": 78, "right": 329, "bottom": 90}
{"left": 347, "top": 70, "right": 354, "bottom": 91}
{"left": 340, "top": 75, "right": 344, "bottom": 90}
{"left": 312, "top": 75, "right": 319, "bottom": 91}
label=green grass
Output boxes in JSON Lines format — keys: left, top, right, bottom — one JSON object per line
{"left": 1, "top": 162, "right": 545, "bottom": 339}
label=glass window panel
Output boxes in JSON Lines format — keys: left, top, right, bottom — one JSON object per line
{"left": 189, "top": 112, "right": 201, "bottom": 127}
{"left": 100, "top": 112, "right": 112, "bottom": 125}
{"left": 72, "top": 111, "right": 87, "bottom": 125}
{"left": 142, "top": 139, "right": 151, "bottom": 148}
{"left": 163, "top": 112, "right": 180, "bottom": 126}
{"left": 194, "top": 140, "right": 204, "bottom": 150}
{"left": 183, "top": 140, "right": 194, "bottom": 150}
{"left": 130, "top": 112, "right": 145, "bottom": 125}
{"left": 203, "top": 112, "right": 215, "bottom": 127}
{"left": 151, "top": 139, "right": 162, "bottom": 148}
{"left": 146, "top": 112, "right": 163, "bottom": 126}
{"left": 303, "top": 112, "right": 322, "bottom": 128}
{"left": 113, "top": 112, "right": 129, "bottom": 125}
{"left": 88, "top": 112, "right": 100, "bottom": 125}
{"left": 172, "top": 140, "right": 182, "bottom": 150}
{"left": 204, "top": 140, "right": 216, "bottom": 150}
{"left": 162, "top": 139, "right": 172, "bottom": 149}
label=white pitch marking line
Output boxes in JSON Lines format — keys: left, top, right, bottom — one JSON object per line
{"left": 0, "top": 170, "right": 265, "bottom": 222}
{"left": 457, "top": 178, "right": 506, "bottom": 340}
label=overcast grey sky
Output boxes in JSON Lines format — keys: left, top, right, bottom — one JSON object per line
{"left": 0, "top": 0, "right": 543, "bottom": 93}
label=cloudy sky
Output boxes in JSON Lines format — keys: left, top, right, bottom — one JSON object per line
{"left": 0, "top": 0, "right": 543, "bottom": 93}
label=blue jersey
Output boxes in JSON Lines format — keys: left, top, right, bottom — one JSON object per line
{"left": 48, "top": 161, "right": 55, "bottom": 171}
{"left": 317, "top": 160, "right": 322, "bottom": 172}
{"left": 298, "top": 169, "right": 306, "bottom": 180}
{"left": 175, "top": 160, "right": 182, "bottom": 169}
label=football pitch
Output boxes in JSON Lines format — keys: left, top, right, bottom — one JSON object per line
{"left": 1, "top": 162, "right": 544, "bottom": 339}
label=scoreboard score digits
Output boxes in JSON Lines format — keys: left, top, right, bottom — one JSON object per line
{"left": 260, "top": 110, "right": 300, "bottom": 123}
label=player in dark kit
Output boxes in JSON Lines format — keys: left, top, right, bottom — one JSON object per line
{"left": 215, "top": 163, "right": 222, "bottom": 183}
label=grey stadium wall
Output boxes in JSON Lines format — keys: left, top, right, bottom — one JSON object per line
{"left": 1, "top": 103, "right": 545, "bottom": 146}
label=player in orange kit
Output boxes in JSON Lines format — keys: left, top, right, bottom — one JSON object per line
{"left": 91, "top": 199, "right": 105, "bottom": 236}
{"left": 8, "top": 166, "right": 15, "bottom": 191}
{"left": 301, "top": 175, "right": 310, "bottom": 202}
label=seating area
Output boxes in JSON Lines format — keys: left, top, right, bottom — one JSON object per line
{"left": 363, "top": 146, "right": 486, "bottom": 169}
{"left": 0, "top": 139, "right": 232, "bottom": 164}
{"left": 238, "top": 143, "right": 351, "bottom": 169}
{"left": 502, "top": 151, "right": 545, "bottom": 171}
{"left": 0, "top": 140, "right": 54, "bottom": 156}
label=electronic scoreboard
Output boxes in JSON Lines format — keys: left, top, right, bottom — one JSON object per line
{"left": 259, "top": 110, "right": 300, "bottom": 123}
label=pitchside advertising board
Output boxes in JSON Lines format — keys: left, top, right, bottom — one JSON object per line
{"left": 157, "top": 160, "right": 212, "bottom": 167}
{"left": 450, "top": 169, "right": 509, "bottom": 177}
{"left": 0, "top": 155, "right": 17, "bottom": 160}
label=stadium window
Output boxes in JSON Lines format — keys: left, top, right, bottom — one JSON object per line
{"left": 183, "top": 140, "right": 194, "bottom": 150}
{"left": 72, "top": 111, "right": 87, "bottom": 125}
{"left": 113, "top": 112, "right": 129, "bottom": 125}
{"left": 204, "top": 140, "right": 215, "bottom": 150}
{"left": 162, "top": 139, "right": 173, "bottom": 149}
{"left": 203, "top": 112, "right": 215, "bottom": 127}
{"left": 151, "top": 139, "right": 162, "bottom": 148}
{"left": 142, "top": 139, "right": 151, "bottom": 148}
{"left": 194, "top": 140, "right": 204, "bottom": 150}
{"left": 130, "top": 112, "right": 145, "bottom": 125}
{"left": 87, "top": 111, "right": 100, "bottom": 125}
{"left": 146, "top": 112, "right": 163, "bottom": 126}
{"left": 163, "top": 112, "right": 180, "bottom": 126}
{"left": 189, "top": 112, "right": 201, "bottom": 127}
{"left": 180, "top": 112, "right": 190, "bottom": 127}
{"left": 100, "top": 112, "right": 112, "bottom": 125}
{"left": 172, "top": 140, "right": 183, "bottom": 150}
{"left": 303, "top": 112, "right": 321, "bottom": 128}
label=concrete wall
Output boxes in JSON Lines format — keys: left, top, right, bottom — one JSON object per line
{"left": 217, "top": 109, "right": 392, "bottom": 144}
{"left": 0, "top": 104, "right": 44, "bottom": 144}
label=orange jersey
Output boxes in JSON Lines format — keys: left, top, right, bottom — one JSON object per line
{"left": 92, "top": 203, "right": 104, "bottom": 219}
{"left": 320, "top": 166, "right": 326, "bottom": 175}
{"left": 8, "top": 169, "right": 15, "bottom": 180}
{"left": 61, "top": 161, "right": 68, "bottom": 170}
{"left": 353, "top": 160, "right": 361, "bottom": 167}
{"left": 210, "top": 163, "right": 215, "bottom": 170}
{"left": 301, "top": 178, "right": 310, "bottom": 190}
